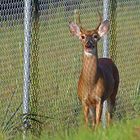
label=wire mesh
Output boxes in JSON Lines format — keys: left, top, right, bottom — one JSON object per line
{"left": 0, "top": 0, "right": 24, "bottom": 138}
{"left": 111, "top": 0, "right": 140, "bottom": 120}
{"left": 0, "top": 0, "right": 140, "bottom": 138}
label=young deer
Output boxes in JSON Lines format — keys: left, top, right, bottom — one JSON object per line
{"left": 69, "top": 14, "right": 119, "bottom": 128}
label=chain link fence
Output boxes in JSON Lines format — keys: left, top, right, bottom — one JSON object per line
{"left": 0, "top": 0, "right": 140, "bottom": 138}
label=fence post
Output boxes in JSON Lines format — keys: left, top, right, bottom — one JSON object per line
{"left": 102, "top": 0, "right": 110, "bottom": 128}
{"left": 23, "top": 0, "right": 32, "bottom": 137}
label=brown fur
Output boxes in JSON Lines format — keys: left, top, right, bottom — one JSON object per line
{"left": 78, "top": 56, "right": 119, "bottom": 127}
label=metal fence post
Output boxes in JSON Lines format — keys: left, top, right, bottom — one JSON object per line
{"left": 23, "top": 0, "right": 32, "bottom": 137}
{"left": 102, "top": 0, "right": 110, "bottom": 128}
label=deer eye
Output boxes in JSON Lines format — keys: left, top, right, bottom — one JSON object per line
{"left": 81, "top": 35, "right": 86, "bottom": 40}
{"left": 93, "top": 34, "right": 98, "bottom": 40}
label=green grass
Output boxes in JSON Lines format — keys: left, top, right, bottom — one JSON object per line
{"left": 1, "top": 118, "right": 140, "bottom": 140}
{"left": 34, "top": 118, "right": 140, "bottom": 140}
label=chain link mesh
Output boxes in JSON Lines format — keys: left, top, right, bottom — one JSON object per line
{"left": 0, "top": 0, "right": 140, "bottom": 138}
{"left": 109, "top": 0, "right": 140, "bottom": 120}
{"left": 0, "top": 0, "right": 24, "bottom": 138}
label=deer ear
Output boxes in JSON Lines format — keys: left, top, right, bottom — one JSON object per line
{"left": 69, "top": 22, "right": 81, "bottom": 37}
{"left": 98, "top": 20, "right": 109, "bottom": 37}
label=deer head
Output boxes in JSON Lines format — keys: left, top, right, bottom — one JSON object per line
{"left": 69, "top": 12, "right": 110, "bottom": 57}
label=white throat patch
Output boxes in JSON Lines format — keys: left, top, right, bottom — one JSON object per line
{"left": 84, "top": 51, "right": 93, "bottom": 57}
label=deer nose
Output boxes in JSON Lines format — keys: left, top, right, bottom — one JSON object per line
{"left": 86, "top": 40, "right": 94, "bottom": 48}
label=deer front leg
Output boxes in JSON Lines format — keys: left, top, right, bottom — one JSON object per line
{"left": 92, "top": 113, "right": 96, "bottom": 128}
{"left": 89, "top": 107, "right": 96, "bottom": 128}
{"left": 96, "top": 99, "right": 102, "bottom": 126}
{"left": 83, "top": 104, "right": 89, "bottom": 127}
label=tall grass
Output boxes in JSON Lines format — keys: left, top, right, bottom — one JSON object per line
{"left": 0, "top": 118, "right": 139, "bottom": 140}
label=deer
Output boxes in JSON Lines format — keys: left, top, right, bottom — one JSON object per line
{"left": 69, "top": 12, "right": 119, "bottom": 128}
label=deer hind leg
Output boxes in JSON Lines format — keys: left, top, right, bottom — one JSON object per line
{"left": 107, "top": 69, "right": 119, "bottom": 126}
{"left": 107, "top": 80, "right": 119, "bottom": 126}
{"left": 107, "top": 98, "right": 112, "bottom": 126}
{"left": 107, "top": 95, "right": 116, "bottom": 126}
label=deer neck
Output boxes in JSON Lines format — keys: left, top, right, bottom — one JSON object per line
{"left": 82, "top": 47, "right": 98, "bottom": 86}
